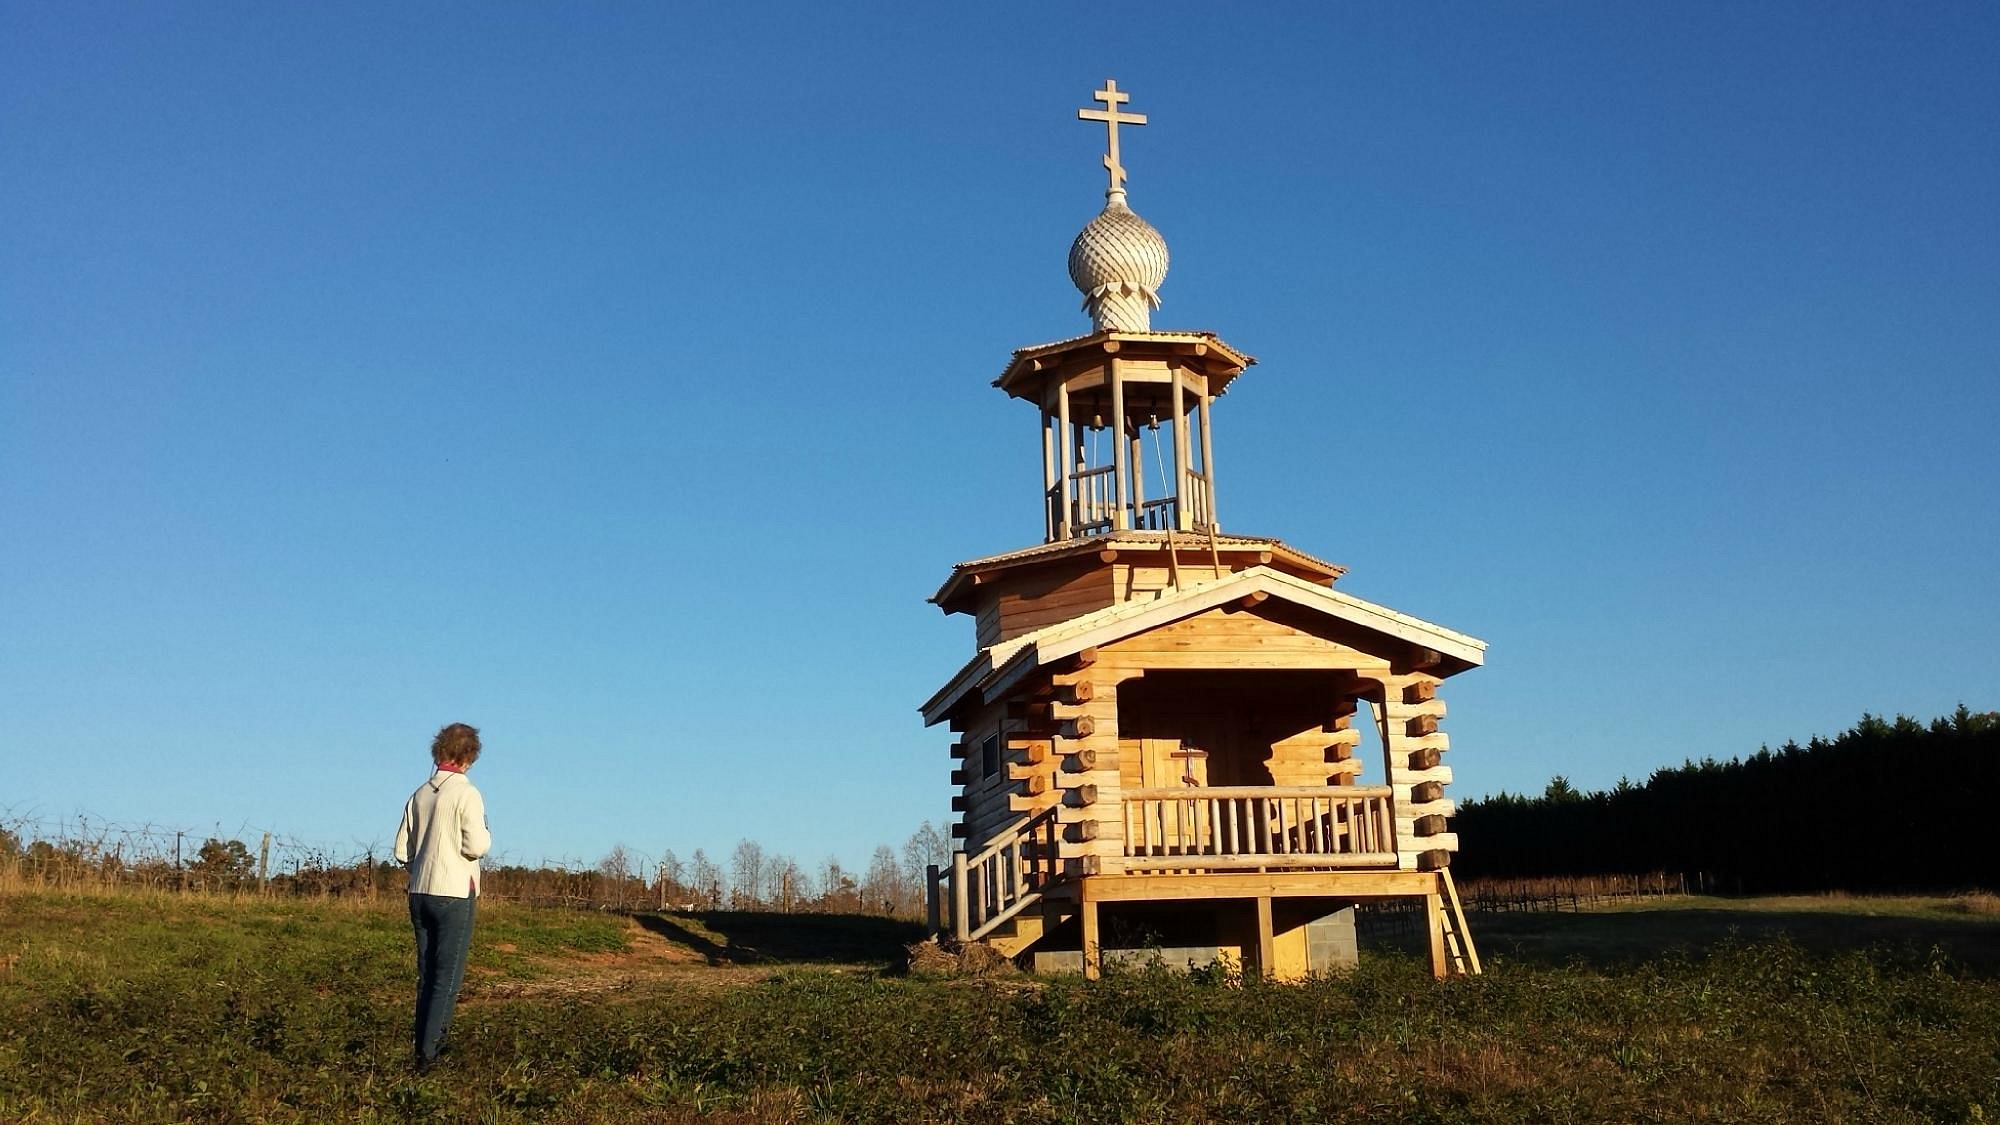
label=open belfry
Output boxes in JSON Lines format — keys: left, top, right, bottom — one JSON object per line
{"left": 920, "top": 81, "right": 1489, "bottom": 980}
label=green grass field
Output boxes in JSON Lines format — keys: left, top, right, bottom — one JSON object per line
{"left": 2, "top": 890, "right": 1996, "bottom": 1122}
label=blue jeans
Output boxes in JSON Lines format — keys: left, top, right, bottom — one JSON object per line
{"left": 408, "top": 892, "right": 476, "bottom": 1063}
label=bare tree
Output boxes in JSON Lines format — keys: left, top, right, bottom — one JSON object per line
{"left": 902, "top": 821, "right": 947, "bottom": 897}
{"left": 657, "top": 848, "right": 686, "bottom": 906}
{"left": 764, "top": 853, "right": 805, "bottom": 912}
{"left": 819, "top": 856, "right": 855, "bottom": 913}
{"left": 728, "top": 838, "right": 765, "bottom": 909}
{"left": 688, "top": 848, "right": 721, "bottom": 909}
{"left": 861, "top": 844, "right": 903, "bottom": 915}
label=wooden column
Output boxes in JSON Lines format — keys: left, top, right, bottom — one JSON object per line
{"left": 1081, "top": 885, "right": 1102, "bottom": 980}
{"left": 1172, "top": 374, "right": 1192, "bottom": 531}
{"left": 926, "top": 864, "right": 941, "bottom": 931}
{"left": 1128, "top": 425, "right": 1145, "bottom": 517}
{"left": 1255, "top": 896, "right": 1276, "bottom": 982}
{"left": 951, "top": 851, "right": 970, "bottom": 941}
{"left": 1109, "top": 358, "right": 1129, "bottom": 530}
{"left": 1040, "top": 405, "right": 1056, "bottom": 540}
{"left": 1423, "top": 890, "right": 1448, "bottom": 980}
{"left": 1197, "top": 390, "right": 1217, "bottom": 530}
{"left": 1055, "top": 379, "right": 1073, "bottom": 539}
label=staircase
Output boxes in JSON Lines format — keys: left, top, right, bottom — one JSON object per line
{"left": 928, "top": 807, "right": 1064, "bottom": 957}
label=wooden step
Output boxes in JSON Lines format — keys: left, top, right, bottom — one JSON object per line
{"left": 984, "top": 910, "right": 1047, "bottom": 958}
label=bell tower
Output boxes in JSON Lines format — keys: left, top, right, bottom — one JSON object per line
{"left": 924, "top": 80, "right": 1487, "bottom": 983}
{"left": 994, "top": 81, "right": 1253, "bottom": 544}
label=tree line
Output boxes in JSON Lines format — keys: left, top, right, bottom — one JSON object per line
{"left": 1454, "top": 707, "right": 1999, "bottom": 893}
{"left": 0, "top": 813, "right": 952, "bottom": 918}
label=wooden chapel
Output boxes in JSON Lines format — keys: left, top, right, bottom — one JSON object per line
{"left": 920, "top": 81, "right": 1488, "bottom": 980}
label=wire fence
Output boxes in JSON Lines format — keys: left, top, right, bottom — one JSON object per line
{"left": 0, "top": 809, "right": 945, "bottom": 918}
{"left": 1352, "top": 871, "right": 1702, "bottom": 945}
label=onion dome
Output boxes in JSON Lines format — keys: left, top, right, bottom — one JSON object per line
{"left": 1067, "top": 189, "right": 1169, "bottom": 332}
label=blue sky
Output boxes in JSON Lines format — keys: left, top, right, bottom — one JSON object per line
{"left": 3, "top": 3, "right": 1995, "bottom": 873}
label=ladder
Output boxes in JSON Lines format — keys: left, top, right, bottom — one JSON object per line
{"left": 1438, "top": 868, "right": 1482, "bottom": 976}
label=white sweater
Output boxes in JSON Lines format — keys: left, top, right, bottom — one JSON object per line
{"left": 394, "top": 769, "right": 492, "bottom": 897}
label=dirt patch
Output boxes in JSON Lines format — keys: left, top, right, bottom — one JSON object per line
{"left": 467, "top": 917, "right": 741, "bottom": 1003}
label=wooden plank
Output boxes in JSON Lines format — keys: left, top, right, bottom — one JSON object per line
{"left": 1082, "top": 869, "right": 1440, "bottom": 901}
{"left": 1424, "top": 891, "right": 1447, "bottom": 979}
{"left": 1255, "top": 896, "right": 1275, "bottom": 981}
{"left": 1081, "top": 890, "right": 1101, "bottom": 980}
{"left": 1121, "top": 853, "right": 1399, "bottom": 872}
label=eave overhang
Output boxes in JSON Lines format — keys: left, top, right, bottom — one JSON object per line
{"left": 994, "top": 329, "right": 1255, "bottom": 402}
{"left": 931, "top": 531, "right": 1345, "bottom": 614}
{"left": 919, "top": 566, "right": 1487, "bottom": 726}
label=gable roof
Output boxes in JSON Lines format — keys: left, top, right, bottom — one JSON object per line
{"left": 919, "top": 566, "right": 1486, "bottom": 726}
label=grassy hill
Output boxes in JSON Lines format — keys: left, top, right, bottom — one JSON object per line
{"left": 2, "top": 890, "right": 1995, "bottom": 1121}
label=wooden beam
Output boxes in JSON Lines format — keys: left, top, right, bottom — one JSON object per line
{"left": 1065, "top": 821, "right": 1101, "bottom": 843}
{"left": 1255, "top": 897, "right": 1275, "bottom": 982}
{"left": 1081, "top": 893, "right": 1101, "bottom": 980}
{"left": 1403, "top": 680, "right": 1438, "bottom": 704}
{"left": 1007, "top": 701, "right": 1053, "bottom": 725}
{"left": 1424, "top": 891, "right": 1448, "bottom": 979}
{"left": 1059, "top": 716, "right": 1096, "bottom": 739}
{"left": 1410, "top": 781, "right": 1444, "bottom": 803}
{"left": 1406, "top": 715, "right": 1439, "bottom": 737}
{"left": 1078, "top": 869, "right": 1439, "bottom": 902}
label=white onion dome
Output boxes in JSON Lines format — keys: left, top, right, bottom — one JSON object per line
{"left": 1067, "top": 190, "right": 1169, "bottom": 332}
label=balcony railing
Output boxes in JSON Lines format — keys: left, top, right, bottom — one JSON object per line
{"left": 1122, "top": 786, "right": 1398, "bottom": 871}
{"left": 1046, "top": 467, "right": 1214, "bottom": 539}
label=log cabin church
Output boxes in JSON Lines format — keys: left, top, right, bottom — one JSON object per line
{"left": 920, "top": 81, "right": 1488, "bottom": 980}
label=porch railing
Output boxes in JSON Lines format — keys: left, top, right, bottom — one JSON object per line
{"left": 929, "top": 806, "right": 1062, "bottom": 941}
{"left": 1122, "top": 786, "right": 1397, "bottom": 871}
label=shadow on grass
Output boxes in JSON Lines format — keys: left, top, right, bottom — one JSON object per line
{"left": 630, "top": 910, "right": 928, "bottom": 966}
{"left": 1471, "top": 907, "right": 2000, "bottom": 975}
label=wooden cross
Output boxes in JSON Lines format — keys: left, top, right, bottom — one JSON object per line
{"left": 1077, "top": 79, "right": 1148, "bottom": 194}
{"left": 1171, "top": 742, "right": 1207, "bottom": 786}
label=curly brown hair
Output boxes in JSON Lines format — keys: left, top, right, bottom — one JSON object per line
{"left": 431, "top": 722, "right": 482, "bottom": 767}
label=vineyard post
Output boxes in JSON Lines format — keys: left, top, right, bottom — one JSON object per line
{"left": 258, "top": 833, "right": 271, "bottom": 895}
{"left": 174, "top": 831, "right": 184, "bottom": 892}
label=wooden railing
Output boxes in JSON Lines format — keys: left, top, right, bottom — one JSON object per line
{"left": 929, "top": 807, "right": 1062, "bottom": 941}
{"left": 1122, "top": 786, "right": 1397, "bottom": 871}
{"left": 1069, "top": 464, "right": 1117, "bottom": 535}
{"left": 1185, "top": 470, "right": 1213, "bottom": 529}
{"left": 1134, "top": 495, "right": 1178, "bottom": 531}
{"left": 1043, "top": 465, "right": 1212, "bottom": 538}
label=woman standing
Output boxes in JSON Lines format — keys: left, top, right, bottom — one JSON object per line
{"left": 394, "top": 722, "right": 491, "bottom": 1072}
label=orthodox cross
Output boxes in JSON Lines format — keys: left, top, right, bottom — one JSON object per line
{"left": 1172, "top": 740, "right": 1208, "bottom": 787}
{"left": 1077, "top": 79, "right": 1148, "bottom": 194}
